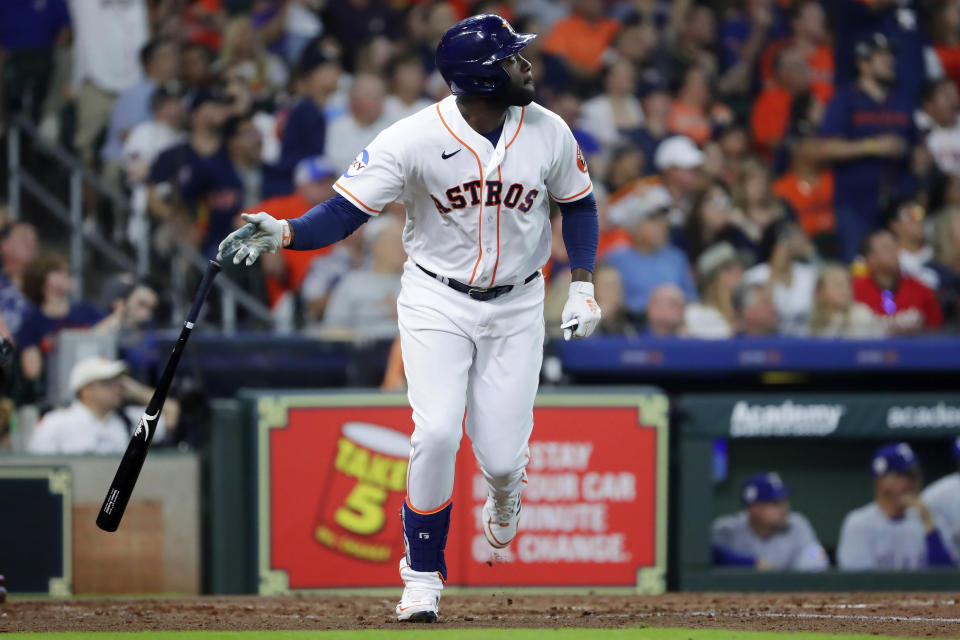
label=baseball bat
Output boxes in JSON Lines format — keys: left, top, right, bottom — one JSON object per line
{"left": 96, "top": 260, "right": 221, "bottom": 532}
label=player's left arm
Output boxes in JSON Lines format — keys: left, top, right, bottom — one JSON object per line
{"left": 545, "top": 116, "right": 601, "bottom": 340}
{"left": 557, "top": 194, "right": 602, "bottom": 340}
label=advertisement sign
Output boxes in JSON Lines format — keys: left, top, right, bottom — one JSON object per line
{"left": 256, "top": 392, "right": 668, "bottom": 594}
{"left": 680, "top": 393, "right": 960, "bottom": 439}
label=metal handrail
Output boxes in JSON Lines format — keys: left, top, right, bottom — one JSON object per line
{"left": 7, "top": 116, "right": 275, "bottom": 329}
{"left": 18, "top": 171, "right": 137, "bottom": 271}
{"left": 13, "top": 115, "right": 129, "bottom": 211}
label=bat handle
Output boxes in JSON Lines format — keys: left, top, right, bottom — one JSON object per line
{"left": 186, "top": 260, "right": 221, "bottom": 325}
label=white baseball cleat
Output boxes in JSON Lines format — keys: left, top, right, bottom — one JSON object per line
{"left": 482, "top": 491, "right": 522, "bottom": 549}
{"left": 396, "top": 556, "right": 442, "bottom": 622}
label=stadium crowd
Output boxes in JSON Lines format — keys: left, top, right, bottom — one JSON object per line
{"left": 2, "top": 1, "right": 960, "bottom": 577}
{"left": 3, "top": 0, "right": 960, "bottom": 344}
{"left": 1, "top": 0, "right": 960, "bottom": 412}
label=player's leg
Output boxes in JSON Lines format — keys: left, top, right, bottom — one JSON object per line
{"left": 465, "top": 278, "right": 545, "bottom": 549}
{"left": 395, "top": 264, "right": 475, "bottom": 621}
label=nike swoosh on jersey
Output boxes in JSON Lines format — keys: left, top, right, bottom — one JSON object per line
{"left": 441, "top": 149, "right": 462, "bottom": 160}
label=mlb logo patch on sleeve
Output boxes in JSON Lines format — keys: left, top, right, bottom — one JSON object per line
{"left": 343, "top": 149, "right": 370, "bottom": 178}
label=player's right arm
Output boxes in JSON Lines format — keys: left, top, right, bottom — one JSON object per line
{"left": 219, "top": 126, "right": 406, "bottom": 266}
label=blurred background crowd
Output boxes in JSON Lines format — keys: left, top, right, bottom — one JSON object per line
{"left": 3, "top": 0, "right": 960, "bottom": 449}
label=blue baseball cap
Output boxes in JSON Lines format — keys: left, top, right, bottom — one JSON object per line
{"left": 872, "top": 442, "right": 919, "bottom": 476}
{"left": 294, "top": 156, "right": 337, "bottom": 186}
{"left": 741, "top": 472, "right": 789, "bottom": 506}
{"left": 952, "top": 436, "right": 960, "bottom": 462}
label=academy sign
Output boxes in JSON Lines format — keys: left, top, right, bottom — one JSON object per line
{"left": 729, "top": 400, "right": 845, "bottom": 437}
{"left": 887, "top": 403, "right": 960, "bottom": 430}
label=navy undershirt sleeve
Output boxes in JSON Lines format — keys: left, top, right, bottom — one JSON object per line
{"left": 712, "top": 544, "right": 756, "bottom": 567}
{"left": 557, "top": 193, "right": 599, "bottom": 273}
{"left": 926, "top": 530, "right": 955, "bottom": 567}
{"left": 287, "top": 194, "right": 371, "bottom": 251}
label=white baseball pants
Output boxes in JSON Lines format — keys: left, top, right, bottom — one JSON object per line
{"left": 398, "top": 259, "right": 545, "bottom": 512}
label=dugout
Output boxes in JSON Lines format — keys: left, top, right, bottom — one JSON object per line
{"left": 169, "top": 334, "right": 960, "bottom": 592}
{"left": 675, "top": 392, "right": 960, "bottom": 591}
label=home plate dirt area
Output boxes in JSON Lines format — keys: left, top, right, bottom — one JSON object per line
{"left": 3, "top": 592, "right": 959, "bottom": 637}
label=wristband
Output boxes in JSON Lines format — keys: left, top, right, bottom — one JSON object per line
{"left": 569, "top": 281, "right": 595, "bottom": 296}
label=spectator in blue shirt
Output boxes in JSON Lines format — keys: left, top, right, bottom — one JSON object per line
{"left": 814, "top": 32, "right": 919, "bottom": 261}
{"left": 146, "top": 89, "right": 228, "bottom": 228}
{"left": 628, "top": 85, "right": 671, "bottom": 173}
{"left": 0, "top": 222, "right": 37, "bottom": 338}
{"left": 829, "top": 0, "right": 934, "bottom": 106}
{"left": 16, "top": 254, "right": 107, "bottom": 398}
{"left": 604, "top": 185, "right": 698, "bottom": 317}
{"left": 0, "top": 0, "right": 71, "bottom": 122}
{"left": 181, "top": 113, "right": 266, "bottom": 256}
{"left": 276, "top": 45, "right": 342, "bottom": 191}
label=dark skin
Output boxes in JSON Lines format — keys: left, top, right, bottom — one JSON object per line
{"left": 455, "top": 52, "right": 594, "bottom": 284}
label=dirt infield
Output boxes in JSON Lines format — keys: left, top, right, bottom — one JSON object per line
{"left": 2, "top": 592, "right": 959, "bottom": 637}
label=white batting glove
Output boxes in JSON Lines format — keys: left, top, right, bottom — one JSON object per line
{"left": 561, "top": 281, "right": 602, "bottom": 341}
{"left": 217, "top": 212, "right": 289, "bottom": 266}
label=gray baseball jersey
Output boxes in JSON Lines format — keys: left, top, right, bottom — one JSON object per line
{"left": 711, "top": 511, "right": 829, "bottom": 570}
{"left": 837, "top": 502, "right": 946, "bottom": 570}
{"left": 922, "top": 472, "right": 960, "bottom": 559}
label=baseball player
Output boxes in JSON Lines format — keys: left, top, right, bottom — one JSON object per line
{"left": 837, "top": 442, "right": 956, "bottom": 570}
{"left": 711, "top": 472, "right": 829, "bottom": 571}
{"left": 217, "top": 15, "right": 601, "bottom": 622}
{"left": 921, "top": 437, "right": 960, "bottom": 559}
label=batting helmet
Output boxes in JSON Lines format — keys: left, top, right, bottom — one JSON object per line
{"left": 435, "top": 14, "right": 536, "bottom": 97}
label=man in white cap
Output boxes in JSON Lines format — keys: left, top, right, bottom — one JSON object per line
{"left": 653, "top": 135, "right": 705, "bottom": 225}
{"left": 28, "top": 357, "right": 167, "bottom": 455}
{"left": 604, "top": 185, "right": 698, "bottom": 318}
{"left": 608, "top": 134, "right": 704, "bottom": 231}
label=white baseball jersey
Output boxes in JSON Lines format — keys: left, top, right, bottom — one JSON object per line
{"left": 332, "top": 95, "right": 593, "bottom": 287}
{"left": 836, "top": 502, "right": 948, "bottom": 570}
{"left": 711, "top": 511, "right": 829, "bottom": 571}
{"left": 923, "top": 472, "right": 960, "bottom": 559}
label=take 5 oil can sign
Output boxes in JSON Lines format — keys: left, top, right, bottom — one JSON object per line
{"left": 256, "top": 392, "right": 668, "bottom": 593}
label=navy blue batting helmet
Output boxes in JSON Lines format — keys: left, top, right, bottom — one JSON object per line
{"left": 435, "top": 14, "right": 536, "bottom": 96}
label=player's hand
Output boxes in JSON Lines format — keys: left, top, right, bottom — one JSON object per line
{"left": 902, "top": 493, "right": 935, "bottom": 532}
{"left": 561, "top": 281, "right": 601, "bottom": 341}
{"left": 217, "top": 212, "right": 287, "bottom": 266}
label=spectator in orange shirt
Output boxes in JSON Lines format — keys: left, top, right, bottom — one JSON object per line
{"left": 668, "top": 64, "right": 733, "bottom": 145}
{"left": 773, "top": 136, "right": 837, "bottom": 255}
{"left": 543, "top": 0, "right": 621, "bottom": 77}
{"left": 752, "top": 47, "right": 813, "bottom": 157}
{"left": 760, "top": 0, "right": 835, "bottom": 104}
{"left": 254, "top": 156, "right": 338, "bottom": 307}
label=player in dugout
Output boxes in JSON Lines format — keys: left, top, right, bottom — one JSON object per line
{"left": 712, "top": 472, "right": 829, "bottom": 570}
{"left": 922, "top": 437, "right": 960, "bottom": 560}
{"left": 837, "top": 442, "right": 956, "bottom": 570}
